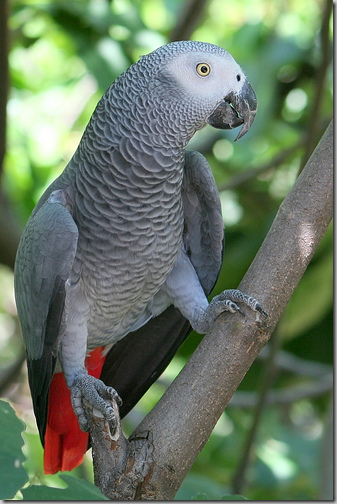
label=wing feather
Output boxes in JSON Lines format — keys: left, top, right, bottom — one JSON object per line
{"left": 14, "top": 191, "right": 78, "bottom": 440}
{"left": 182, "top": 150, "right": 224, "bottom": 295}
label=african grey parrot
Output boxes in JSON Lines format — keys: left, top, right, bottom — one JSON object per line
{"left": 14, "top": 40, "right": 265, "bottom": 474}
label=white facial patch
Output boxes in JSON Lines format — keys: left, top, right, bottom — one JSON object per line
{"left": 164, "top": 50, "right": 246, "bottom": 102}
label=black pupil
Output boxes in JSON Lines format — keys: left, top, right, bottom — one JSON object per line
{"left": 237, "top": 74, "right": 241, "bottom": 81}
{"left": 201, "top": 65, "right": 208, "bottom": 73}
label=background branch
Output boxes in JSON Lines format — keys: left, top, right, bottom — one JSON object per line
{"left": 218, "top": 141, "right": 304, "bottom": 191}
{"left": 170, "top": 0, "right": 209, "bottom": 42}
{"left": 125, "top": 120, "right": 333, "bottom": 499}
{"left": 232, "top": 327, "right": 282, "bottom": 494}
{"left": 0, "top": 0, "right": 23, "bottom": 269}
{"left": 0, "top": 0, "right": 8, "bottom": 175}
{"left": 229, "top": 375, "right": 332, "bottom": 407}
{"left": 299, "top": 0, "right": 332, "bottom": 172}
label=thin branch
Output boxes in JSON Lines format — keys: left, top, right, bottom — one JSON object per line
{"left": 0, "top": 0, "right": 24, "bottom": 271}
{"left": 0, "top": 196, "right": 23, "bottom": 269}
{"left": 232, "top": 328, "right": 282, "bottom": 494}
{"left": 229, "top": 374, "right": 332, "bottom": 407}
{"left": 218, "top": 141, "right": 304, "bottom": 192}
{"left": 299, "top": 0, "right": 332, "bottom": 172}
{"left": 170, "top": 0, "right": 209, "bottom": 42}
{"left": 319, "top": 397, "right": 333, "bottom": 500}
{"left": 259, "top": 346, "right": 332, "bottom": 378}
{"left": 156, "top": 345, "right": 332, "bottom": 392}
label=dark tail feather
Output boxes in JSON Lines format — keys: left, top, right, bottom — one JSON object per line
{"left": 100, "top": 306, "right": 191, "bottom": 418}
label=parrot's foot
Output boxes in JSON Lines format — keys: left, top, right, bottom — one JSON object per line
{"left": 194, "top": 289, "right": 268, "bottom": 334}
{"left": 70, "top": 373, "right": 122, "bottom": 432}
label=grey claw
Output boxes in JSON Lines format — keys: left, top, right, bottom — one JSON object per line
{"left": 107, "top": 386, "right": 123, "bottom": 406}
{"left": 236, "top": 305, "right": 244, "bottom": 315}
{"left": 227, "top": 301, "right": 241, "bottom": 314}
{"left": 255, "top": 303, "right": 268, "bottom": 319}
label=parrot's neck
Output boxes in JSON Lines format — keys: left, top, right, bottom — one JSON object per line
{"left": 68, "top": 84, "right": 190, "bottom": 206}
{"left": 63, "top": 70, "right": 201, "bottom": 226}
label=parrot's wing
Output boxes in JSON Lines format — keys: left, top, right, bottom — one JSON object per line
{"left": 182, "top": 150, "right": 224, "bottom": 295}
{"left": 101, "top": 150, "right": 224, "bottom": 417}
{"left": 14, "top": 190, "right": 78, "bottom": 439}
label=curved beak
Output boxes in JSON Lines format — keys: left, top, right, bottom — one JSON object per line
{"left": 207, "top": 80, "right": 257, "bottom": 141}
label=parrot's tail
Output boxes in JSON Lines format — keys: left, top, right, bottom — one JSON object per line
{"left": 43, "top": 347, "right": 106, "bottom": 474}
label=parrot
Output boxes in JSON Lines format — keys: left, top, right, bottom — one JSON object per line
{"left": 14, "top": 40, "right": 266, "bottom": 475}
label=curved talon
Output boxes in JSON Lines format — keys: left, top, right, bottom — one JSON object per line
{"left": 255, "top": 303, "right": 268, "bottom": 319}
{"left": 226, "top": 300, "right": 241, "bottom": 314}
{"left": 107, "top": 386, "right": 123, "bottom": 407}
{"left": 70, "top": 373, "right": 121, "bottom": 432}
{"left": 78, "top": 414, "right": 89, "bottom": 432}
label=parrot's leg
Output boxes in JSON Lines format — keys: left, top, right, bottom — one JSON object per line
{"left": 193, "top": 289, "right": 268, "bottom": 334}
{"left": 165, "top": 250, "right": 267, "bottom": 335}
{"left": 60, "top": 279, "right": 121, "bottom": 432}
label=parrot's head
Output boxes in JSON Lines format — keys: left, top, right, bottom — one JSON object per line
{"left": 145, "top": 41, "right": 257, "bottom": 141}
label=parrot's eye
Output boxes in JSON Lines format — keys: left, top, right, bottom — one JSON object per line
{"left": 196, "top": 63, "right": 211, "bottom": 76}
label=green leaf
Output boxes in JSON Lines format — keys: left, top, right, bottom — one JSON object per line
{"left": 221, "top": 495, "right": 248, "bottom": 500}
{"left": 176, "top": 473, "right": 226, "bottom": 500}
{"left": 193, "top": 493, "right": 209, "bottom": 500}
{"left": 0, "top": 399, "right": 29, "bottom": 499}
{"left": 21, "top": 474, "right": 108, "bottom": 500}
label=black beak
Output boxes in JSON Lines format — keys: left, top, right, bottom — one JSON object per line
{"left": 207, "top": 80, "right": 257, "bottom": 140}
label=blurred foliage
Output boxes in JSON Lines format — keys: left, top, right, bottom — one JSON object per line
{"left": 0, "top": 400, "right": 28, "bottom": 499}
{"left": 0, "top": 400, "right": 108, "bottom": 499}
{"left": 0, "top": 0, "right": 333, "bottom": 500}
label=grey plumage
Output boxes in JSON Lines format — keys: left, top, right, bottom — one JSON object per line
{"left": 14, "top": 41, "right": 264, "bottom": 446}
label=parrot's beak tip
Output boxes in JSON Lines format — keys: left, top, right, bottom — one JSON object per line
{"left": 234, "top": 81, "right": 258, "bottom": 141}
{"left": 234, "top": 104, "right": 257, "bottom": 141}
{"left": 234, "top": 119, "right": 254, "bottom": 141}
{"left": 207, "top": 79, "right": 257, "bottom": 140}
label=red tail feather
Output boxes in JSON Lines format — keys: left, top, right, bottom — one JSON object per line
{"left": 44, "top": 347, "right": 106, "bottom": 474}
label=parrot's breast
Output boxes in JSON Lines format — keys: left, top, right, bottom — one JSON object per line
{"left": 61, "top": 75, "right": 191, "bottom": 347}
{"left": 69, "top": 149, "right": 185, "bottom": 347}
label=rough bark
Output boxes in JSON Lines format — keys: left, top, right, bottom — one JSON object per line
{"left": 88, "top": 120, "right": 332, "bottom": 499}
{"left": 86, "top": 398, "right": 154, "bottom": 500}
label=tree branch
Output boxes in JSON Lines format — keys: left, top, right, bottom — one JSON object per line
{"left": 230, "top": 374, "right": 332, "bottom": 407}
{"left": 128, "top": 120, "right": 333, "bottom": 499}
{"left": 170, "top": 0, "right": 209, "bottom": 42}
{"left": 0, "top": 0, "right": 24, "bottom": 271}
{"left": 232, "top": 327, "right": 282, "bottom": 494}
{"left": 0, "top": 196, "right": 23, "bottom": 269}
{"left": 86, "top": 398, "right": 154, "bottom": 500}
{"left": 218, "top": 140, "right": 304, "bottom": 191}
{"left": 258, "top": 346, "right": 332, "bottom": 378}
